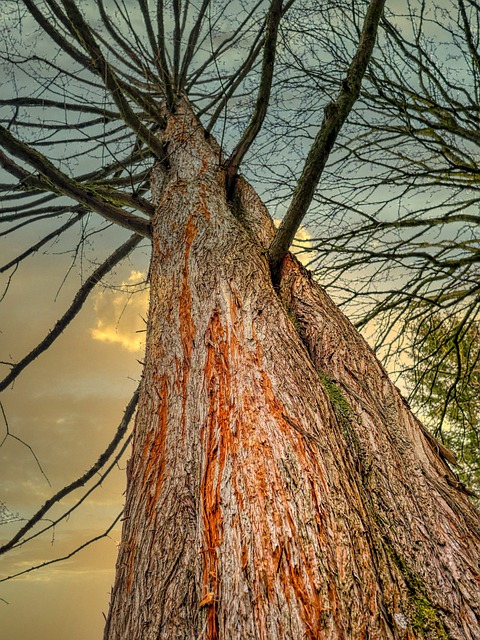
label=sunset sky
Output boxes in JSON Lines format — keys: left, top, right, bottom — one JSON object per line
{"left": 1, "top": 225, "right": 150, "bottom": 639}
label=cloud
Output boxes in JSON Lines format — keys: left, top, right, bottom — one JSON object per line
{"left": 292, "top": 226, "right": 315, "bottom": 266}
{"left": 90, "top": 271, "right": 149, "bottom": 352}
{"left": 274, "top": 219, "right": 314, "bottom": 266}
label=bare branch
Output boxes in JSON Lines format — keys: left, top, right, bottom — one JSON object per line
{"left": 0, "top": 210, "right": 86, "bottom": 272}
{"left": 0, "top": 126, "right": 152, "bottom": 236}
{"left": 203, "top": 33, "right": 265, "bottom": 130}
{"left": 173, "top": 0, "right": 182, "bottom": 86}
{"left": 21, "top": 0, "right": 90, "bottom": 68}
{"left": 225, "top": 0, "right": 283, "bottom": 194}
{"left": 458, "top": 0, "right": 480, "bottom": 75}
{"left": 178, "top": 0, "right": 211, "bottom": 89}
{"left": 0, "top": 387, "right": 139, "bottom": 556}
{"left": 8, "top": 432, "right": 132, "bottom": 551}
{"left": 0, "top": 97, "right": 118, "bottom": 119}
{"left": 97, "top": 0, "right": 148, "bottom": 73}
{"left": 0, "top": 512, "right": 124, "bottom": 582}
{"left": 268, "top": 0, "right": 386, "bottom": 272}
{"left": 156, "top": 0, "right": 176, "bottom": 107}
{"left": 185, "top": 0, "right": 264, "bottom": 93}
{"left": 0, "top": 402, "right": 51, "bottom": 487}
{"left": 59, "top": 0, "right": 168, "bottom": 160}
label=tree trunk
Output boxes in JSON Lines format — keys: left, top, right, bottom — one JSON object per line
{"left": 104, "top": 103, "right": 480, "bottom": 640}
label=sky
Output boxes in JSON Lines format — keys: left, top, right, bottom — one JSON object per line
{"left": 0, "top": 226, "right": 150, "bottom": 639}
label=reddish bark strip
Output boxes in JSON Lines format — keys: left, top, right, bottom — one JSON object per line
{"left": 179, "top": 214, "right": 197, "bottom": 363}
{"left": 201, "top": 311, "right": 231, "bottom": 637}
{"left": 141, "top": 375, "right": 168, "bottom": 519}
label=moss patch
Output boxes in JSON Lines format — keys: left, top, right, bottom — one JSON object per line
{"left": 317, "top": 371, "right": 352, "bottom": 420}
{"left": 388, "top": 545, "right": 449, "bottom": 639}
{"left": 411, "top": 596, "right": 449, "bottom": 639}
{"left": 286, "top": 305, "right": 302, "bottom": 333}
{"left": 317, "top": 369, "right": 370, "bottom": 473}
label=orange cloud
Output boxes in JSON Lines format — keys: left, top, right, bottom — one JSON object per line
{"left": 90, "top": 271, "right": 149, "bottom": 352}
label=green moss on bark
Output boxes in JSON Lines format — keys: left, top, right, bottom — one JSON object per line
{"left": 387, "top": 545, "right": 449, "bottom": 639}
{"left": 317, "top": 371, "right": 352, "bottom": 419}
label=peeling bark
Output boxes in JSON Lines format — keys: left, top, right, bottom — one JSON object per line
{"left": 104, "top": 103, "right": 480, "bottom": 640}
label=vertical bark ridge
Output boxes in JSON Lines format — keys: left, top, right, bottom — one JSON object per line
{"left": 104, "top": 103, "right": 480, "bottom": 640}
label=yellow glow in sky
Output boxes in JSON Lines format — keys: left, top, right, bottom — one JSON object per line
{"left": 90, "top": 271, "right": 149, "bottom": 352}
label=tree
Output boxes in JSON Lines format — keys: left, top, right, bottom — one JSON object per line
{"left": 407, "top": 311, "right": 480, "bottom": 500}
{"left": 1, "top": 1, "right": 480, "bottom": 639}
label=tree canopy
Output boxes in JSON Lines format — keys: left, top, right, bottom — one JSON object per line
{"left": 407, "top": 311, "right": 480, "bottom": 499}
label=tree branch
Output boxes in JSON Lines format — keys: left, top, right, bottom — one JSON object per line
{"left": 156, "top": 0, "right": 176, "bottom": 108}
{"left": 59, "top": 0, "right": 168, "bottom": 160}
{"left": 178, "top": 0, "right": 211, "bottom": 89}
{"left": 0, "top": 512, "right": 124, "bottom": 581}
{"left": 0, "top": 210, "right": 86, "bottom": 272}
{"left": 0, "top": 97, "right": 118, "bottom": 119}
{"left": 268, "top": 0, "right": 386, "bottom": 272}
{"left": 0, "top": 126, "right": 152, "bottom": 236}
{"left": 224, "top": 0, "right": 283, "bottom": 193}
{"left": 0, "top": 386, "right": 139, "bottom": 556}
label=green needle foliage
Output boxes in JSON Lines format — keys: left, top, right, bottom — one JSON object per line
{"left": 408, "top": 311, "right": 480, "bottom": 500}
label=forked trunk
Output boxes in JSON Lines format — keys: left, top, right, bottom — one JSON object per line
{"left": 104, "top": 104, "right": 480, "bottom": 639}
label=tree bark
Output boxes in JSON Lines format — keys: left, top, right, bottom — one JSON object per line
{"left": 104, "top": 102, "right": 480, "bottom": 640}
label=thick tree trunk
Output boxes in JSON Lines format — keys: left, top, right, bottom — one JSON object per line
{"left": 104, "top": 103, "right": 480, "bottom": 639}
